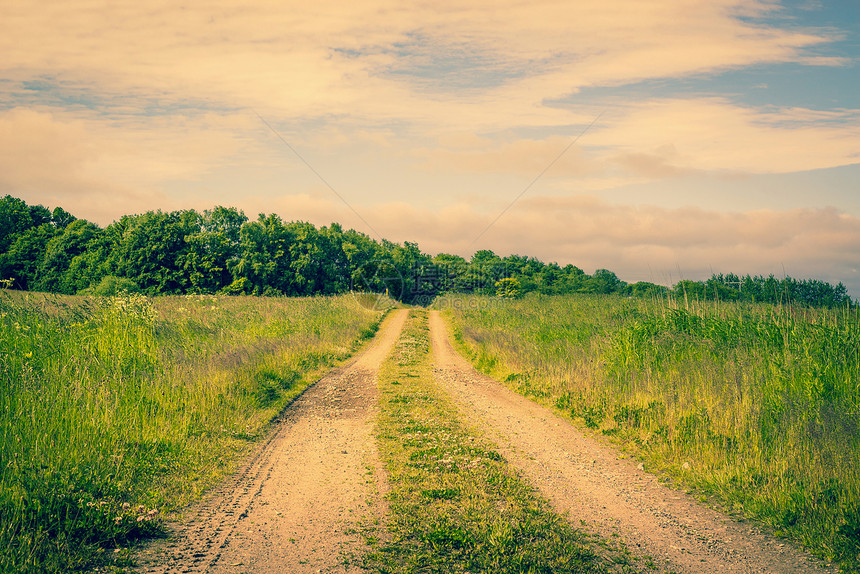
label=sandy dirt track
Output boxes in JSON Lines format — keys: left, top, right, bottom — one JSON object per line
{"left": 428, "top": 309, "right": 836, "bottom": 574}
{"left": 137, "top": 309, "right": 408, "bottom": 574}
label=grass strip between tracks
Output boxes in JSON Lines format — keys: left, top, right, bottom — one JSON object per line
{"left": 366, "top": 309, "right": 638, "bottom": 574}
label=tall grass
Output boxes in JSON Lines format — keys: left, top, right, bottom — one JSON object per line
{"left": 0, "top": 290, "right": 387, "bottom": 573}
{"left": 438, "top": 293, "right": 860, "bottom": 571}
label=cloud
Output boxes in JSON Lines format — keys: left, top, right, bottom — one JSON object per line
{"left": 2, "top": 0, "right": 855, "bottom": 191}
{"left": 611, "top": 145, "right": 695, "bottom": 179}
{"left": 413, "top": 136, "right": 598, "bottom": 177}
{"left": 405, "top": 96, "right": 860, "bottom": 185}
{"left": 0, "top": 107, "right": 95, "bottom": 189}
{"left": 0, "top": 106, "right": 263, "bottom": 220}
{"left": 0, "top": 1, "right": 843, "bottom": 125}
{"left": 0, "top": 108, "right": 156, "bottom": 220}
{"left": 591, "top": 98, "right": 860, "bottom": 174}
{"left": 362, "top": 195, "right": 860, "bottom": 293}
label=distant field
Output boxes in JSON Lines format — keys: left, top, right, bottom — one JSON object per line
{"left": 0, "top": 291, "right": 387, "bottom": 573}
{"left": 438, "top": 293, "right": 860, "bottom": 570}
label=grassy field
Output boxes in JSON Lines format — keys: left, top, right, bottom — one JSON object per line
{"left": 365, "top": 309, "right": 637, "bottom": 573}
{"left": 437, "top": 293, "right": 860, "bottom": 572}
{"left": 0, "top": 290, "right": 388, "bottom": 573}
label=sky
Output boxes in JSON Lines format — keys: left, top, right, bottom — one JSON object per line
{"left": 1, "top": 0, "right": 859, "bottom": 294}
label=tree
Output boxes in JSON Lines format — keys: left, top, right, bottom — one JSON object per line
{"left": 469, "top": 250, "right": 504, "bottom": 295}
{"left": 34, "top": 219, "right": 103, "bottom": 294}
{"left": 29, "top": 204, "right": 53, "bottom": 227}
{"left": 428, "top": 253, "right": 469, "bottom": 294}
{"left": 344, "top": 229, "right": 388, "bottom": 293}
{"left": 0, "top": 223, "right": 59, "bottom": 290}
{"left": 495, "top": 277, "right": 522, "bottom": 299}
{"left": 589, "top": 269, "right": 625, "bottom": 294}
{"left": 51, "top": 206, "right": 77, "bottom": 228}
{"left": 392, "top": 241, "right": 433, "bottom": 303}
{"left": 82, "top": 275, "right": 141, "bottom": 296}
{"left": 114, "top": 210, "right": 201, "bottom": 294}
{"left": 228, "top": 214, "right": 295, "bottom": 295}
{"left": 621, "top": 281, "right": 667, "bottom": 298}
{"left": 0, "top": 195, "right": 36, "bottom": 253}
{"left": 184, "top": 206, "right": 248, "bottom": 292}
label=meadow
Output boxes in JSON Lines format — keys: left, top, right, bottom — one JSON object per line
{"left": 0, "top": 290, "right": 386, "bottom": 573}
{"left": 438, "top": 293, "right": 860, "bottom": 571}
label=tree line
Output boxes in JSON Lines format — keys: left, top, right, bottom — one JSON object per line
{"left": 0, "top": 195, "right": 852, "bottom": 307}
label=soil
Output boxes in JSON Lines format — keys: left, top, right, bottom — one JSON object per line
{"left": 136, "top": 308, "right": 838, "bottom": 573}
{"left": 135, "top": 309, "right": 408, "bottom": 574}
{"left": 428, "top": 310, "right": 837, "bottom": 574}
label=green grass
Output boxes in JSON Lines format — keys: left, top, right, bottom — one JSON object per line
{"left": 365, "top": 309, "right": 635, "bottom": 574}
{"left": 0, "top": 290, "right": 389, "bottom": 573}
{"left": 437, "top": 292, "right": 860, "bottom": 572}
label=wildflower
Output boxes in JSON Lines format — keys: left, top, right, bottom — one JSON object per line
{"left": 122, "top": 502, "right": 131, "bottom": 510}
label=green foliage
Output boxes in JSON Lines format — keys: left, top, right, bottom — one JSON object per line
{"left": 34, "top": 219, "right": 103, "bottom": 294}
{"left": 495, "top": 277, "right": 522, "bottom": 299}
{"left": 0, "top": 291, "right": 385, "bottom": 572}
{"left": 0, "top": 223, "right": 60, "bottom": 290}
{"left": 677, "top": 273, "right": 852, "bottom": 308}
{"left": 620, "top": 281, "right": 668, "bottom": 298}
{"left": 112, "top": 210, "right": 201, "bottom": 294}
{"left": 0, "top": 195, "right": 38, "bottom": 252}
{"left": 444, "top": 293, "right": 860, "bottom": 570}
{"left": 0, "top": 196, "right": 852, "bottom": 308}
{"left": 184, "top": 206, "right": 248, "bottom": 293}
{"left": 81, "top": 275, "right": 142, "bottom": 296}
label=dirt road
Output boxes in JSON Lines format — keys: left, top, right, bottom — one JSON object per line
{"left": 428, "top": 310, "right": 835, "bottom": 574}
{"left": 137, "top": 309, "right": 408, "bottom": 574}
{"left": 138, "top": 308, "right": 835, "bottom": 573}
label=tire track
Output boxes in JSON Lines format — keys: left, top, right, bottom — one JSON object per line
{"left": 137, "top": 309, "right": 407, "bottom": 574}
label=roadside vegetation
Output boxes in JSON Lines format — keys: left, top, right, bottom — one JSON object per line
{"left": 366, "top": 309, "right": 636, "bottom": 573}
{"left": 439, "top": 293, "right": 860, "bottom": 572}
{"left": 0, "top": 290, "right": 387, "bottom": 573}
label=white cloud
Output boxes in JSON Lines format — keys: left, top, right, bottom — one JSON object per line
{"left": 0, "top": 1, "right": 842, "bottom": 123}
{"left": 592, "top": 98, "right": 860, "bottom": 174}
{"left": 0, "top": 107, "right": 264, "bottom": 220}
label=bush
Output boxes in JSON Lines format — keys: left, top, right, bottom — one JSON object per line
{"left": 81, "top": 275, "right": 141, "bottom": 296}
{"left": 495, "top": 277, "right": 522, "bottom": 299}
